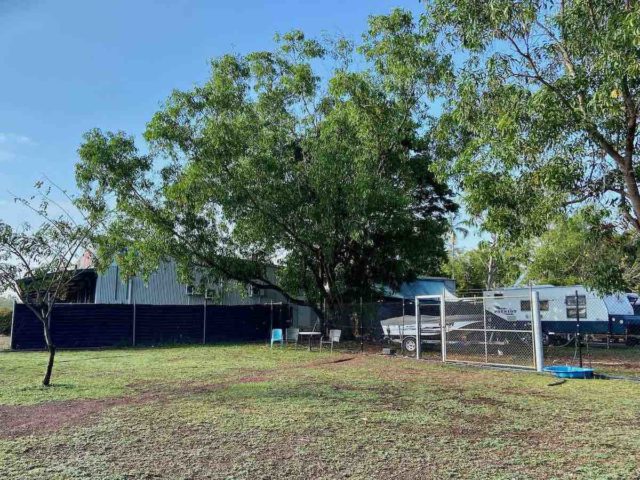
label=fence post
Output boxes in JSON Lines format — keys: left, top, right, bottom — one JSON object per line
{"left": 532, "top": 291, "right": 544, "bottom": 372}
{"left": 482, "top": 294, "right": 488, "bottom": 364}
{"left": 9, "top": 300, "right": 16, "bottom": 350}
{"left": 575, "top": 290, "right": 583, "bottom": 368}
{"left": 414, "top": 297, "right": 421, "bottom": 359}
{"left": 359, "top": 297, "right": 363, "bottom": 353}
{"left": 401, "top": 300, "right": 405, "bottom": 350}
{"left": 132, "top": 302, "right": 136, "bottom": 347}
{"left": 269, "top": 300, "right": 273, "bottom": 344}
{"left": 203, "top": 299, "right": 207, "bottom": 345}
{"left": 440, "top": 291, "right": 446, "bottom": 363}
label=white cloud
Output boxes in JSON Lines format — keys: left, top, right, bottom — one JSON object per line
{"left": 0, "top": 133, "right": 35, "bottom": 163}
{"left": 0, "top": 132, "right": 33, "bottom": 145}
{"left": 0, "top": 151, "right": 16, "bottom": 162}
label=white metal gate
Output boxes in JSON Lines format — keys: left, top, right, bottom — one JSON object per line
{"left": 415, "top": 292, "right": 544, "bottom": 371}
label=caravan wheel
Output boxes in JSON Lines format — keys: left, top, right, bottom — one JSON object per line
{"left": 402, "top": 337, "right": 417, "bottom": 352}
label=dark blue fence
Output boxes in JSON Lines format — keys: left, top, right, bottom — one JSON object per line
{"left": 10, "top": 303, "right": 290, "bottom": 350}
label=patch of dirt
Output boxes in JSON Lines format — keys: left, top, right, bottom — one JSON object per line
{"left": 1, "top": 378, "right": 248, "bottom": 439}
{"left": 326, "top": 356, "right": 356, "bottom": 364}
{"left": 465, "top": 396, "right": 507, "bottom": 406}
{"left": 236, "top": 374, "right": 269, "bottom": 383}
{"left": 0, "top": 393, "right": 159, "bottom": 439}
{"left": 299, "top": 354, "right": 360, "bottom": 369}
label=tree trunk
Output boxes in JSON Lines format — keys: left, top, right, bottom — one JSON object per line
{"left": 486, "top": 254, "right": 495, "bottom": 290}
{"left": 621, "top": 165, "right": 640, "bottom": 231}
{"left": 43, "top": 344, "right": 56, "bottom": 386}
{"left": 41, "top": 313, "right": 56, "bottom": 386}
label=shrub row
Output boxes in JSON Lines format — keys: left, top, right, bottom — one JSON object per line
{"left": 0, "top": 308, "right": 12, "bottom": 336}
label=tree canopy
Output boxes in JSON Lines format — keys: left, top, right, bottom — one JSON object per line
{"left": 524, "top": 208, "right": 628, "bottom": 290}
{"left": 427, "top": 0, "right": 640, "bottom": 240}
{"left": 446, "top": 208, "right": 638, "bottom": 294}
{"left": 443, "top": 236, "right": 521, "bottom": 292}
{"left": 358, "top": 0, "right": 640, "bottom": 294}
{"left": 76, "top": 22, "right": 456, "bottom": 312}
{"left": 75, "top": 3, "right": 640, "bottom": 299}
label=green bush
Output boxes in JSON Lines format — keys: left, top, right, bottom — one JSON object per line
{"left": 0, "top": 308, "right": 12, "bottom": 336}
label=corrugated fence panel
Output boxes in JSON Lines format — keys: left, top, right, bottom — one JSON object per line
{"left": 135, "top": 304, "right": 203, "bottom": 345}
{"left": 11, "top": 303, "right": 290, "bottom": 350}
{"left": 11, "top": 304, "right": 47, "bottom": 350}
{"left": 52, "top": 304, "right": 133, "bottom": 348}
{"left": 205, "top": 304, "right": 289, "bottom": 343}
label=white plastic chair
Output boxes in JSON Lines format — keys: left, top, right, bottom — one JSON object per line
{"left": 320, "top": 329, "right": 341, "bottom": 352}
{"left": 285, "top": 327, "right": 299, "bottom": 346}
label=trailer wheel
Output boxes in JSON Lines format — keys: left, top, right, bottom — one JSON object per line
{"left": 550, "top": 335, "right": 567, "bottom": 346}
{"left": 402, "top": 337, "right": 417, "bottom": 353}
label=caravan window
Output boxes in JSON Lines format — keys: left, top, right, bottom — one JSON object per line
{"left": 520, "top": 300, "right": 549, "bottom": 311}
{"left": 565, "top": 295, "right": 587, "bottom": 319}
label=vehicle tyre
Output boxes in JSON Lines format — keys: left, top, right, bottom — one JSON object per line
{"left": 626, "top": 336, "right": 639, "bottom": 347}
{"left": 402, "top": 336, "right": 417, "bottom": 353}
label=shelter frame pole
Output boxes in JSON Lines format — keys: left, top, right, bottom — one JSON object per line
{"left": 483, "top": 294, "right": 488, "bottom": 364}
{"left": 401, "top": 300, "right": 405, "bottom": 353}
{"left": 360, "top": 297, "right": 364, "bottom": 353}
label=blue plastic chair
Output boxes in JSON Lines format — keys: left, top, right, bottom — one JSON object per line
{"left": 270, "top": 328, "right": 284, "bottom": 348}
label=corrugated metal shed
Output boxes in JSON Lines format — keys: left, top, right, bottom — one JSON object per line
{"left": 94, "top": 261, "right": 318, "bottom": 327}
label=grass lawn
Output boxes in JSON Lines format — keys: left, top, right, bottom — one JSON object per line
{"left": 1, "top": 345, "right": 639, "bottom": 479}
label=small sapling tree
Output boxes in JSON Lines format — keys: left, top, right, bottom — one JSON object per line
{"left": 0, "top": 198, "right": 95, "bottom": 386}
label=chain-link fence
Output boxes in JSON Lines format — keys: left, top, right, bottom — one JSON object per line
{"left": 322, "top": 301, "right": 399, "bottom": 353}
{"left": 542, "top": 292, "right": 640, "bottom": 377}
{"left": 301, "top": 291, "right": 640, "bottom": 377}
{"left": 442, "top": 295, "right": 537, "bottom": 368}
{"left": 323, "top": 295, "right": 539, "bottom": 366}
{"left": 321, "top": 296, "right": 538, "bottom": 364}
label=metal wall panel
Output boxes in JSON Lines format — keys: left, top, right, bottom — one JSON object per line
{"left": 94, "top": 261, "right": 317, "bottom": 327}
{"left": 11, "top": 303, "right": 291, "bottom": 350}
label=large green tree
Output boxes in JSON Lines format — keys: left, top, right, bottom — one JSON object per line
{"left": 76, "top": 23, "right": 456, "bottom": 315}
{"left": 443, "top": 236, "right": 521, "bottom": 292}
{"left": 400, "top": 0, "right": 640, "bottom": 288}
{"left": 525, "top": 208, "right": 635, "bottom": 291}
{"left": 427, "top": 0, "right": 640, "bottom": 242}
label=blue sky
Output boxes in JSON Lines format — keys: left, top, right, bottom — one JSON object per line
{"left": 0, "top": 0, "right": 481, "bottom": 247}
